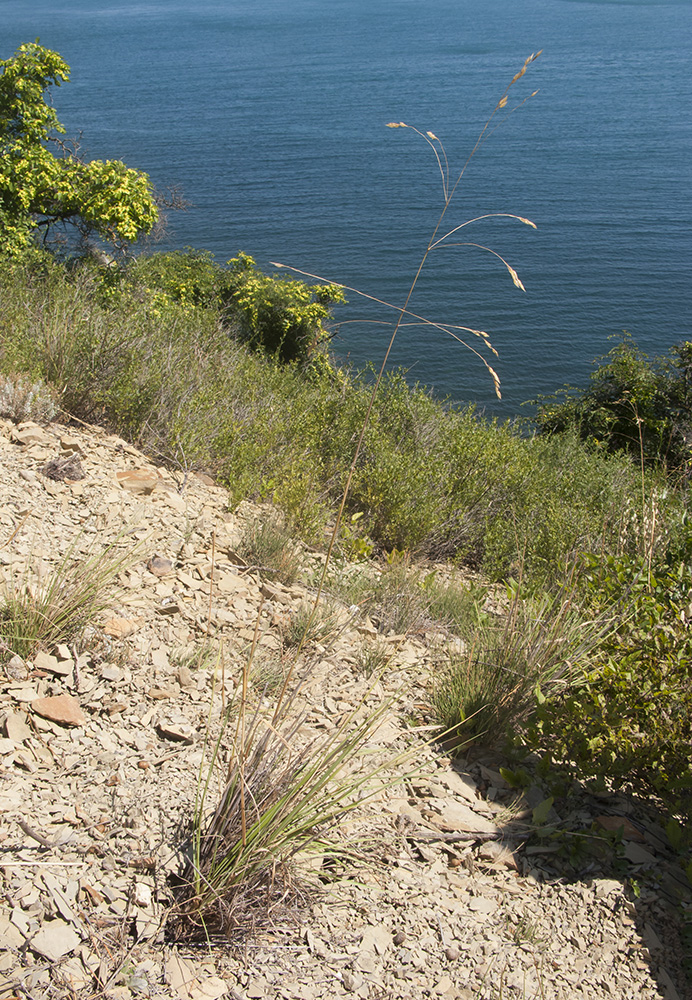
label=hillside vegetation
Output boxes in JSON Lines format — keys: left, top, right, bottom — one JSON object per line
{"left": 1, "top": 250, "right": 691, "bottom": 837}
{"left": 2, "top": 41, "right": 691, "bottom": 907}
{"left": 2, "top": 252, "right": 681, "bottom": 580}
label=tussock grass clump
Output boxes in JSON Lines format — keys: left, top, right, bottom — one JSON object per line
{"left": 367, "top": 554, "right": 433, "bottom": 636}
{"left": 327, "top": 554, "right": 486, "bottom": 639}
{"left": 281, "top": 600, "right": 343, "bottom": 650}
{"left": 0, "top": 538, "right": 132, "bottom": 661}
{"left": 431, "top": 585, "right": 610, "bottom": 751}
{"left": 249, "top": 653, "right": 288, "bottom": 697}
{"left": 236, "top": 514, "right": 302, "bottom": 586}
{"left": 168, "top": 663, "right": 413, "bottom": 944}
{"left": 354, "top": 638, "right": 390, "bottom": 677}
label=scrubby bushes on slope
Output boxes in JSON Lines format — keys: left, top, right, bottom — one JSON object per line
{"left": 534, "top": 333, "right": 692, "bottom": 479}
{"left": 1, "top": 255, "right": 674, "bottom": 590}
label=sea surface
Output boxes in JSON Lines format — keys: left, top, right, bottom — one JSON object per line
{"left": 2, "top": 0, "right": 690, "bottom": 415}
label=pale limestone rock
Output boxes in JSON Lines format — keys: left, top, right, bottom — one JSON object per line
{"left": 217, "top": 571, "right": 246, "bottom": 595}
{"left": 468, "top": 896, "right": 498, "bottom": 914}
{"left": 59, "top": 434, "right": 85, "bottom": 455}
{"left": 11, "top": 423, "right": 53, "bottom": 447}
{"left": 624, "top": 842, "right": 657, "bottom": 866}
{"left": 361, "top": 924, "right": 393, "bottom": 955}
{"left": 103, "top": 616, "right": 139, "bottom": 638}
{"left": 4, "top": 711, "right": 32, "bottom": 743}
{"left": 34, "top": 650, "right": 71, "bottom": 676}
{"left": 116, "top": 468, "right": 159, "bottom": 494}
{"left": 427, "top": 798, "right": 498, "bottom": 835}
{"left": 31, "top": 918, "right": 81, "bottom": 961}
{"left": 0, "top": 915, "right": 25, "bottom": 950}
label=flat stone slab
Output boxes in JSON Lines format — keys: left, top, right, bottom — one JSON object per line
{"left": 31, "top": 694, "right": 86, "bottom": 727}
{"left": 427, "top": 798, "right": 499, "bottom": 835}
{"left": 31, "top": 918, "right": 81, "bottom": 962}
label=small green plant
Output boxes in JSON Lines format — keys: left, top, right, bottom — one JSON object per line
{"left": 338, "top": 511, "right": 375, "bottom": 561}
{"left": 499, "top": 765, "right": 532, "bottom": 789}
{"left": 506, "top": 914, "right": 546, "bottom": 949}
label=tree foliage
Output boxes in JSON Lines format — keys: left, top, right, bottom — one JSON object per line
{"left": 0, "top": 41, "right": 158, "bottom": 257}
{"left": 130, "top": 249, "right": 346, "bottom": 365}
{"left": 224, "top": 252, "right": 346, "bottom": 364}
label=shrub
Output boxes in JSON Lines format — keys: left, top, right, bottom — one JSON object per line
{"left": 533, "top": 334, "right": 692, "bottom": 478}
{"left": 527, "top": 552, "right": 692, "bottom": 820}
{"left": 0, "top": 372, "right": 58, "bottom": 423}
{"left": 0, "top": 253, "right": 681, "bottom": 594}
{"left": 223, "top": 253, "right": 346, "bottom": 364}
{"left": 128, "top": 249, "right": 346, "bottom": 366}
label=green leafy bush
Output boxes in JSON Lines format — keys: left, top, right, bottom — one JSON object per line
{"left": 534, "top": 334, "right": 692, "bottom": 478}
{"left": 527, "top": 552, "right": 692, "bottom": 820}
{"left": 128, "top": 249, "right": 346, "bottom": 366}
{"left": 224, "top": 252, "right": 346, "bottom": 364}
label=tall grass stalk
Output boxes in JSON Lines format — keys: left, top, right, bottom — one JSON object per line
{"left": 172, "top": 55, "right": 544, "bottom": 940}
{"left": 273, "top": 51, "right": 542, "bottom": 687}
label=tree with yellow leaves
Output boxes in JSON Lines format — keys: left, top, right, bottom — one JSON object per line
{"left": 0, "top": 41, "right": 158, "bottom": 258}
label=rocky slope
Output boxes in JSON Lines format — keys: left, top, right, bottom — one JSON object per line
{"left": 0, "top": 417, "right": 689, "bottom": 1000}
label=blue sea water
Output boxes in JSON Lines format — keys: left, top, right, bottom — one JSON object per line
{"left": 1, "top": 0, "right": 690, "bottom": 415}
